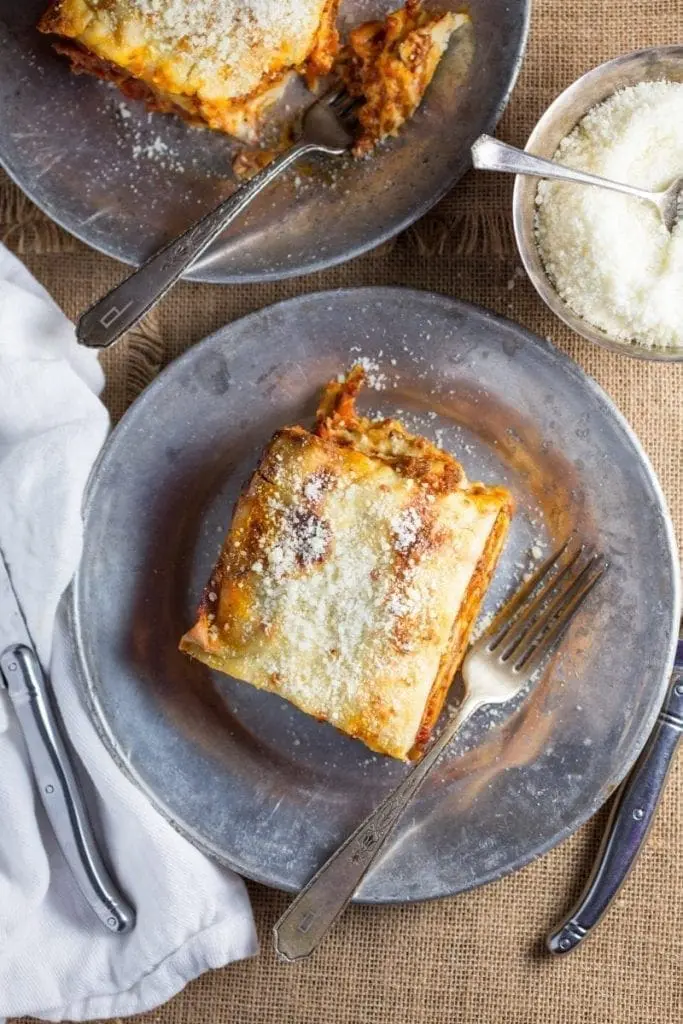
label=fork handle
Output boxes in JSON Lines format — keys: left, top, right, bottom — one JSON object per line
{"left": 274, "top": 693, "right": 481, "bottom": 962}
{"left": 547, "top": 665, "right": 683, "bottom": 954}
{"left": 77, "top": 140, "right": 317, "bottom": 349}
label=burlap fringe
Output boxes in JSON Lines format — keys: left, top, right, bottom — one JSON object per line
{"left": 0, "top": 171, "right": 517, "bottom": 262}
{"left": 121, "top": 307, "right": 166, "bottom": 404}
{"left": 0, "top": 179, "right": 77, "bottom": 254}
{"left": 405, "top": 209, "right": 516, "bottom": 259}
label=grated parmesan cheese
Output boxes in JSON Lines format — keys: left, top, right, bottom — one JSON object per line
{"left": 255, "top": 480, "right": 426, "bottom": 704}
{"left": 125, "top": 0, "right": 328, "bottom": 99}
{"left": 391, "top": 507, "right": 423, "bottom": 553}
{"left": 353, "top": 356, "right": 387, "bottom": 390}
{"left": 303, "top": 471, "right": 331, "bottom": 502}
{"left": 535, "top": 80, "right": 683, "bottom": 350}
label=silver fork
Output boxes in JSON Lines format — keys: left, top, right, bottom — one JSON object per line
{"left": 77, "top": 87, "right": 359, "bottom": 349}
{"left": 274, "top": 542, "right": 608, "bottom": 962}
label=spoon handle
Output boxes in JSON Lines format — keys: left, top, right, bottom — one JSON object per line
{"left": 472, "top": 135, "right": 650, "bottom": 203}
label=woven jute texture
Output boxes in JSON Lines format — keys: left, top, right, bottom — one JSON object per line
{"left": 9, "top": 0, "right": 683, "bottom": 1021}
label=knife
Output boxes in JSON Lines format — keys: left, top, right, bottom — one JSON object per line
{"left": 547, "top": 626, "right": 683, "bottom": 954}
{"left": 0, "top": 550, "right": 135, "bottom": 934}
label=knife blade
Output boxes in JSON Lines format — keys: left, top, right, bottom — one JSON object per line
{"left": 0, "top": 548, "right": 34, "bottom": 650}
{"left": 547, "top": 625, "right": 683, "bottom": 954}
{"left": 0, "top": 550, "right": 135, "bottom": 934}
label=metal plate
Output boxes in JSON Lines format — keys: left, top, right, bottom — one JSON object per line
{"left": 0, "top": 1, "right": 528, "bottom": 283}
{"left": 73, "top": 289, "right": 680, "bottom": 901}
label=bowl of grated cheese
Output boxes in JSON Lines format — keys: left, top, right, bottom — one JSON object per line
{"left": 512, "top": 46, "right": 683, "bottom": 360}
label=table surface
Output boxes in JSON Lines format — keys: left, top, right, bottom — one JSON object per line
{"left": 10, "top": 0, "right": 682, "bottom": 1021}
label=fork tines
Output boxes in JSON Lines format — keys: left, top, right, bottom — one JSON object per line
{"left": 325, "top": 84, "right": 362, "bottom": 125}
{"left": 483, "top": 541, "right": 609, "bottom": 674}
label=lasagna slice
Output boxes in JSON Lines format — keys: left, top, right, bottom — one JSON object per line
{"left": 340, "top": 0, "right": 467, "bottom": 156}
{"left": 38, "top": 0, "right": 340, "bottom": 142}
{"left": 180, "top": 368, "right": 512, "bottom": 760}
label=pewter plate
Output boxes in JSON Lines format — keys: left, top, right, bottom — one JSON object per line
{"left": 0, "top": 1, "right": 528, "bottom": 283}
{"left": 73, "top": 289, "right": 679, "bottom": 901}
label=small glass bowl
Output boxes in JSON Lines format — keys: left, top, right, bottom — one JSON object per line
{"left": 512, "top": 45, "right": 683, "bottom": 362}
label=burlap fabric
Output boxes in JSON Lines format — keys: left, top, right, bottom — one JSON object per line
{"left": 8, "top": 0, "right": 683, "bottom": 1020}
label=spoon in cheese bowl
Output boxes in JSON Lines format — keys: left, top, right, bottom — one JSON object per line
{"left": 472, "top": 134, "right": 683, "bottom": 233}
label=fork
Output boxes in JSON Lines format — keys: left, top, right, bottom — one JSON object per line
{"left": 273, "top": 542, "right": 608, "bottom": 962}
{"left": 77, "top": 87, "right": 359, "bottom": 349}
{"left": 472, "top": 135, "right": 683, "bottom": 234}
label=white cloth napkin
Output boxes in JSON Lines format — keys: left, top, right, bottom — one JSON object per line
{"left": 0, "top": 246, "right": 257, "bottom": 1021}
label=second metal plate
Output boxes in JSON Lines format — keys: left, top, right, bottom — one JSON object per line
{"left": 73, "top": 289, "right": 679, "bottom": 901}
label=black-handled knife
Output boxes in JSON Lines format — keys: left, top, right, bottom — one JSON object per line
{"left": 547, "top": 627, "right": 683, "bottom": 954}
{"left": 0, "top": 550, "right": 135, "bottom": 934}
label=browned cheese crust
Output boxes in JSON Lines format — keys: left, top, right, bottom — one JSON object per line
{"left": 38, "top": 0, "right": 341, "bottom": 141}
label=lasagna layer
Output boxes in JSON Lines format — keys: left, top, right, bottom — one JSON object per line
{"left": 39, "top": 0, "right": 340, "bottom": 141}
{"left": 340, "top": 0, "right": 466, "bottom": 156}
{"left": 180, "top": 368, "right": 512, "bottom": 761}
